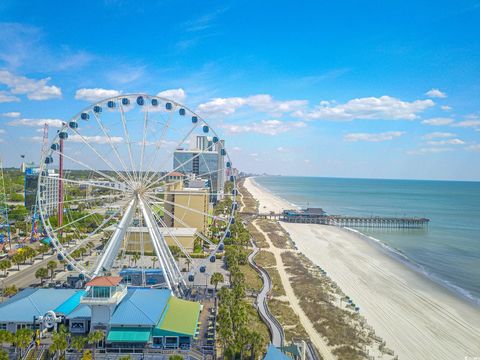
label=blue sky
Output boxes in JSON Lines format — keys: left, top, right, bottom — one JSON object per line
{"left": 0, "top": 0, "right": 479, "bottom": 180}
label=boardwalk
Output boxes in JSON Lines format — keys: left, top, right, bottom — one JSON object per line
{"left": 248, "top": 238, "right": 284, "bottom": 347}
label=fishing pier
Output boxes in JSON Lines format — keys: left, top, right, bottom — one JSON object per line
{"left": 242, "top": 208, "right": 429, "bottom": 229}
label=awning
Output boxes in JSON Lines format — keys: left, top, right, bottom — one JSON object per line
{"left": 107, "top": 327, "right": 151, "bottom": 343}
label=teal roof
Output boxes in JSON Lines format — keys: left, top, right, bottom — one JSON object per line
{"left": 110, "top": 288, "right": 171, "bottom": 326}
{"left": 264, "top": 344, "right": 292, "bottom": 360}
{"left": 107, "top": 327, "right": 151, "bottom": 343}
{"left": 66, "top": 304, "right": 91, "bottom": 319}
{"left": 0, "top": 288, "right": 80, "bottom": 323}
{"left": 54, "top": 290, "right": 87, "bottom": 315}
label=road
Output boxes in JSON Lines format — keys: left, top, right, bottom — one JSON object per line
{"left": 248, "top": 239, "right": 284, "bottom": 347}
{"left": 1, "top": 252, "right": 57, "bottom": 290}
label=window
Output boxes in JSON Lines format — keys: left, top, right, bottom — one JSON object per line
{"left": 0, "top": 323, "right": 6, "bottom": 330}
{"left": 153, "top": 337, "right": 163, "bottom": 345}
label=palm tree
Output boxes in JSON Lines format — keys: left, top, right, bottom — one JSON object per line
{"left": 70, "top": 335, "right": 87, "bottom": 353}
{"left": 169, "top": 355, "right": 184, "bottom": 360}
{"left": 38, "top": 244, "right": 50, "bottom": 258}
{"left": 3, "top": 285, "right": 18, "bottom": 297}
{"left": 14, "top": 328, "right": 33, "bottom": 358}
{"left": 132, "top": 252, "right": 140, "bottom": 267}
{"left": 0, "top": 259, "right": 11, "bottom": 277}
{"left": 0, "top": 329, "right": 14, "bottom": 346}
{"left": 248, "top": 331, "right": 264, "bottom": 360}
{"left": 35, "top": 267, "right": 49, "bottom": 285}
{"left": 88, "top": 330, "right": 104, "bottom": 359}
{"left": 47, "top": 260, "right": 57, "bottom": 280}
{"left": 151, "top": 256, "right": 158, "bottom": 268}
{"left": 11, "top": 253, "right": 24, "bottom": 270}
{"left": 185, "top": 258, "right": 192, "bottom": 272}
{"left": 23, "top": 247, "right": 36, "bottom": 263}
{"left": 210, "top": 272, "right": 224, "bottom": 291}
{"left": 50, "top": 329, "right": 68, "bottom": 359}
{"left": 0, "top": 349, "right": 8, "bottom": 360}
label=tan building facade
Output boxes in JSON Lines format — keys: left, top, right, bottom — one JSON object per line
{"left": 124, "top": 227, "right": 196, "bottom": 253}
{"left": 163, "top": 183, "right": 209, "bottom": 235}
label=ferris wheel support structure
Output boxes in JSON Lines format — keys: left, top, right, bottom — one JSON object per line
{"left": 37, "top": 93, "right": 237, "bottom": 292}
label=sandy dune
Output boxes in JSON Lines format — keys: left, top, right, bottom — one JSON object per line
{"left": 245, "top": 177, "right": 480, "bottom": 360}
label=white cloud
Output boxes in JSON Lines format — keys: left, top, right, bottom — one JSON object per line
{"left": 407, "top": 147, "right": 453, "bottom": 155}
{"left": 221, "top": 119, "right": 306, "bottom": 136}
{"left": 295, "top": 96, "right": 434, "bottom": 121}
{"left": 452, "top": 120, "right": 480, "bottom": 128}
{"left": 276, "top": 146, "right": 287, "bottom": 152}
{"left": 0, "top": 70, "right": 62, "bottom": 100}
{"left": 425, "top": 88, "right": 447, "bottom": 98}
{"left": 197, "top": 94, "right": 307, "bottom": 116}
{"left": 75, "top": 88, "right": 121, "bottom": 102}
{"left": 232, "top": 146, "right": 242, "bottom": 151}
{"left": 426, "top": 139, "right": 465, "bottom": 146}
{"left": 466, "top": 144, "right": 480, "bottom": 151}
{"left": 0, "top": 129, "right": 5, "bottom": 134}
{"left": 1, "top": 111, "right": 21, "bottom": 118}
{"left": 0, "top": 91, "right": 20, "bottom": 103}
{"left": 422, "top": 132, "right": 456, "bottom": 140}
{"left": 421, "top": 117, "right": 454, "bottom": 126}
{"left": 344, "top": 131, "right": 405, "bottom": 142}
{"left": 157, "top": 88, "right": 186, "bottom": 103}
{"left": 7, "top": 118, "right": 64, "bottom": 127}
{"left": 69, "top": 134, "right": 123, "bottom": 144}
{"left": 249, "top": 153, "right": 258, "bottom": 157}
{"left": 441, "top": 105, "right": 452, "bottom": 111}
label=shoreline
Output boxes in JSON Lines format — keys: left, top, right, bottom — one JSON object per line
{"left": 251, "top": 176, "right": 480, "bottom": 307}
{"left": 244, "top": 176, "right": 480, "bottom": 360}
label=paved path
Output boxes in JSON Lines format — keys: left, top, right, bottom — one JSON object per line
{"left": 247, "top": 238, "right": 284, "bottom": 347}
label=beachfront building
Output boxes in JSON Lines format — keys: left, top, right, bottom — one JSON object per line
{"left": 25, "top": 166, "right": 59, "bottom": 216}
{"left": 173, "top": 135, "right": 226, "bottom": 202}
{"left": 124, "top": 226, "right": 197, "bottom": 253}
{"left": 163, "top": 181, "right": 209, "bottom": 235}
{"left": 0, "top": 277, "right": 201, "bottom": 351}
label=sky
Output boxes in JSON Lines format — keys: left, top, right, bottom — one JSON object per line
{"left": 0, "top": 0, "right": 479, "bottom": 181}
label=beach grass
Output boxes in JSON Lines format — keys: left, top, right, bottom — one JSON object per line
{"left": 254, "top": 250, "right": 276, "bottom": 268}
{"left": 239, "top": 263, "right": 263, "bottom": 292}
{"left": 247, "top": 222, "right": 269, "bottom": 248}
{"left": 237, "top": 178, "right": 259, "bottom": 213}
{"left": 281, "top": 251, "right": 372, "bottom": 355}
{"left": 268, "top": 298, "right": 309, "bottom": 341}
{"left": 256, "top": 219, "right": 295, "bottom": 249}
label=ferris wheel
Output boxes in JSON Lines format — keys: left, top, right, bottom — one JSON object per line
{"left": 37, "top": 94, "right": 237, "bottom": 294}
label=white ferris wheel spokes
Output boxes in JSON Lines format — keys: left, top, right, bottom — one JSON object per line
{"left": 37, "top": 94, "right": 237, "bottom": 293}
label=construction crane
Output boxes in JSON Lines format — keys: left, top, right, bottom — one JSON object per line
{"left": 30, "top": 123, "right": 49, "bottom": 242}
{"left": 0, "top": 157, "right": 11, "bottom": 250}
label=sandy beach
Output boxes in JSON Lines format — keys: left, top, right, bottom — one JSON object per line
{"left": 244, "top": 177, "right": 480, "bottom": 360}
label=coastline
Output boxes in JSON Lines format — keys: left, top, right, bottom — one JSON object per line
{"left": 244, "top": 176, "right": 480, "bottom": 360}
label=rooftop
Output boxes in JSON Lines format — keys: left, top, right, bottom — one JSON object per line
{"left": 0, "top": 289, "right": 81, "bottom": 322}
{"left": 86, "top": 276, "right": 123, "bottom": 287}
{"left": 110, "top": 288, "right": 171, "bottom": 326}
{"left": 154, "top": 296, "right": 201, "bottom": 337}
{"left": 263, "top": 344, "right": 293, "bottom": 360}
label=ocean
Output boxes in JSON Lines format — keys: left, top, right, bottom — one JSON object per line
{"left": 253, "top": 176, "right": 480, "bottom": 306}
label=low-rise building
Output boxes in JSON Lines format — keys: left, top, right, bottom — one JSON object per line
{"left": 0, "top": 277, "right": 201, "bottom": 351}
